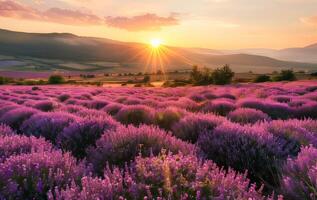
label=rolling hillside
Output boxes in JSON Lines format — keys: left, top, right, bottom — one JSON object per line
{"left": 0, "top": 29, "right": 316, "bottom": 73}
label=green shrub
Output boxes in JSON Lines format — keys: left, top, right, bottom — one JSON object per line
{"left": 0, "top": 76, "right": 12, "bottom": 85}
{"left": 273, "top": 70, "right": 296, "bottom": 81}
{"left": 211, "top": 64, "right": 235, "bottom": 85}
{"left": 254, "top": 74, "right": 271, "bottom": 83}
{"left": 190, "top": 65, "right": 234, "bottom": 85}
{"left": 48, "top": 75, "right": 65, "bottom": 84}
{"left": 143, "top": 75, "right": 150, "bottom": 83}
{"left": 190, "top": 66, "right": 213, "bottom": 85}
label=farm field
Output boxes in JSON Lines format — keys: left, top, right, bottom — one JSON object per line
{"left": 0, "top": 81, "right": 317, "bottom": 199}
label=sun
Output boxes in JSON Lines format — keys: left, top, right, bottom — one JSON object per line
{"left": 150, "top": 38, "right": 162, "bottom": 48}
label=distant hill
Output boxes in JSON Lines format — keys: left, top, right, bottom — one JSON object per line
{"left": 221, "top": 43, "right": 317, "bottom": 64}
{"left": 0, "top": 29, "right": 316, "bottom": 73}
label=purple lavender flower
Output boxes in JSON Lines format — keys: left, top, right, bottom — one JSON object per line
{"left": 228, "top": 108, "right": 271, "bottom": 124}
{"left": 54, "top": 153, "right": 267, "bottom": 200}
{"left": 198, "top": 122, "right": 291, "bottom": 189}
{"left": 0, "top": 124, "right": 15, "bottom": 136}
{"left": 264, "top": 119, "right": 317, "bottom": 151}
{"left": 172, "top": 112, "right": 225, "bottom": 143}
{"left": 21, "top": 112, "right": 79, "bottom": 143}
{"left": 0, "top": 107, "right": 40, "bottom": 131}
{"left": 87, "top": 125, "right": 195, "bottom": 174}
{"left": 115, "top": 105, "right": 155, "bottom": 126}
{"left": 154, "top": 107, "right": 187, "bottom": 130}
{"left": 102, "top": 102, "right": 125, "bottom": 116}
{"left": 281, "top": 146, "right": 317, "bottom": 200}
{"left": 57, "top": 116, "right": 119, "bottom": 158}
{"left": 0, "top": 135, "right": 53, "bottom": 162}
{"left": 0, "top": 151, "right": 86, "bottom": 199}
{"left": 201, "top": 99, "right": 236, "bottom": 116}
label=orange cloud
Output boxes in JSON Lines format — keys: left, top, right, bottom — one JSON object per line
{"left": 105, "top": 13, "right": 179, "bottom": 31}
{"left": 0, "top": 1, "right": 180, "bottom": 31}
{"left": 0, "top": 0, "right": 103, "bottom": 25}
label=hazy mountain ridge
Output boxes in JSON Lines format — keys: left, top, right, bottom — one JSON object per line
{"left": 0, "top": 29, "right": 316, "bottom": 73}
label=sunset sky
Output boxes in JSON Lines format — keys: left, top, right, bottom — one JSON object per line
{"left": 0, "top": 0, "right": 316, "bottom": 49}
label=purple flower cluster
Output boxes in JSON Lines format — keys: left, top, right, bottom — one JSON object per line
{"left": 53, "top": 153, "right": 268, "bottom": 200}
{"left": 57, "top": 116, "right": 118, "bottom": 158}
{"left": 172, "top": 112, "right": 225, "bottom": 143}
{"left": 281, "top": 146, "right": 317, "bottom": 200}
{"left": 0, "top": 124, "right": 14, "bottom": 136}
{"left": 21, "top": 112, "right": 79, "bottom": 143}
{"left": 0, "top": 81, "right": 316, "bottom": 199}
{"left": 228, "top": 108, "right": 271, "bottom": 124}
{"left": 154, "top": 107, "right": 187, "bottom": 130}
{"left": 0, "top": 135, "right": 53, "bottom": 162}
{"left": 264, "top": 119, "right": 317, "bottom": 150}
{"left": 87, "top": 125, "right": 195, "bottom": 174}
{"left": 115, "top": 105, "right": 155, "bottom": 126}
{"left": 198, "top": 122, "right": 291, "bottom": 188}
{"left": 0, "top": 107, "right": 40, "bottom": 131}
{"left": 0, "top": 151, "right": 86, "bottom": 199}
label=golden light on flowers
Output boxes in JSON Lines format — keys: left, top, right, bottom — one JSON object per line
{"left": 150, "top": 38, "right": 162, "bottom": 48}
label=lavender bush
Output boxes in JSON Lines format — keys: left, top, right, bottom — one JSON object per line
{"left": 265, "top": 119, "right": 317, "bottom": 151}
{"left": 281, "top": 146, "right": 317, "bottom": 200}
{"left": 154, "top": 107, "right": 187, "bottom": 130}
{"left": 201, "top": 99, "right": 236, "bottom": 116}
{"left": 228, "top": 108, "right": 271, "bottom": 124}
{"left": 53, "top": 153, "right": 268, "bottom": 200}
{"left": 57, "top": 117, "right": 118, "bottom": 158}
{"left": 172, "top": 113, "right": 225, "bottom": 143}
{"left": 115, "top": 105, "right": 155, "bottom": 126}
{"left": 0, "top": 151, "right": 86, "bottom": 200}
{"left": 0, "top": 124, "right": 14, "bottom": 136}
{"left": 0, "top": 107, "right": 40, "bottom": 131}
{"left": 21, "top": 112, "right": 79, "bottom": 143}
{"left": 0, "top": 104, "right": 20, "bottom": 118}
{"left": 87, "top": 125, "right": 195, "bottom": 174}
{"left": 0, "top": 82, "right": 316, "bottom": 199}
{"left": 102, "top": 103, "right": 125, "bottom": 116}
{"left": 0, "top": 135, "right": 53, "bottom": 162}
{"left": 198, "top": 123, "right": 291, "bottom": 189}
{"left": 33, "top": 100, "right": 56, "bottom": 111}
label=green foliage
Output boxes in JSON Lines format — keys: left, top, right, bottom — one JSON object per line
{"left": 163, "top": 80, "right": 189, "bottom": 87}
{"left": 190, "top": 66, "right": 213, "bottom": 85}
{"left": 143, "top": 75, "right": 150, "bottom": 83}
{"left": 48, "top": 75, "right": 65, "bottom": 84}
{"left": 254, "top": 74, "right": 271, "bottom": 83}
{"left": 211, "top": 64, "right": 235, "bottom": 85}
{"left": 0, "top": 76, "right": 11, "bottom": 85}
{"left": 190, "top": 65, "right": 234, "bottom": 85}
{"left": 273, "top": 70, "right": 296, "bottom": 81}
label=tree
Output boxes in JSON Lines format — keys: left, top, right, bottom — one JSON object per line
{"left": 211, "top": 64, "right": 234, "bottom": 85}
{"left": 156, "top": 70, "right": 163, "bottom": 75}
{"left": 190, "top": 65, "right": 201, "bottom": 83}
{"left": 273, "top": 70, "right": 296, "bottom": 81}
{"left": 190, "top": 66, "right": 213, "bottom": 85}
{"left": 0, "top": 76, "right": 12, "bottom": 85}
{"left": 48, "top": 75, "right": 65, "bottom": 84}
{"left": 143, "top": 75, "right": 151, "bottom": 83}
{"left": 254, "top": 74, "right": 271, "bottom": 83}
{"left": 0, "top": 76, "right": 6, "bottom": 85}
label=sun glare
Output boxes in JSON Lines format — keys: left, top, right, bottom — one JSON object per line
{"left": 150, "top": 39, "right": 162, "bottom": 48}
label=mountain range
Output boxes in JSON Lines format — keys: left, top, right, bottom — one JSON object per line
{"left": 0, "top": 28, "right": 316, "bottom": 73}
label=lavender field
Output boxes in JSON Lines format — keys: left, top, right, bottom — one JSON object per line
{"left": 1, "top": 81, "right": 317, "bottom": 199}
